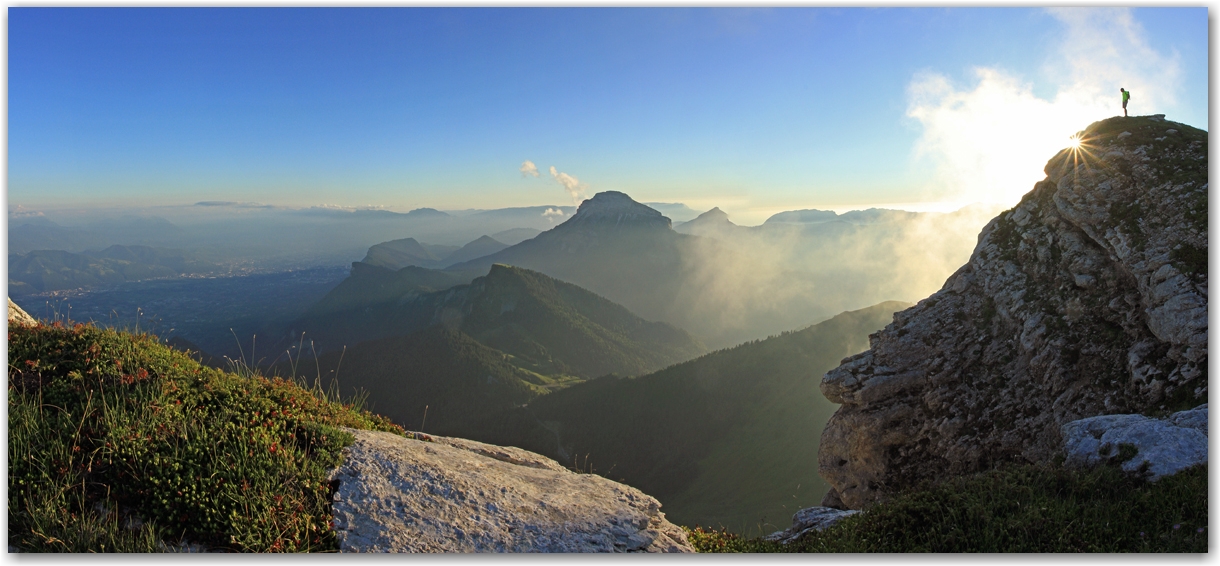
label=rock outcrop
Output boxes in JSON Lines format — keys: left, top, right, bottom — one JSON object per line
{"left": 763, "top": 506, "right": 859, "bottom": 545}
{"left": 328, "top": 429, "right": 693, "bottom": 553}
{"left": 8, "top": 298, "right": 37, "bottom": 327}
{"left": 1062, "top": 403, "right": 1207, "bottom": 480}
{"left": 818, "top": 115, "right": 1208, "bottom": 510}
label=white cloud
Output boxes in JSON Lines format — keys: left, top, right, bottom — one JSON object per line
{"left": 907, "top": 8, "right": 1181, "bottom": 207}
{"left": 549, "top": 166, "right": 589, "bottom": 203}
{"left": 542, "top": 207, "right": 565, "bottom": 223}
{"left": 520, "top": 160, "right": 540, "bottom": 178}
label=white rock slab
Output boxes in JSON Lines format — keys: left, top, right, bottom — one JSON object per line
{"left": 8, "top": 298, "right": 37, "bottom": 327}
{"left": 328, "top": 428, "right": 692, "bottom": 553}
{"left": 764, "top": 506, "right": 859, "bottom": 545}
{"left": 1062, "top": 404, "right": 1208, "bottom": 480}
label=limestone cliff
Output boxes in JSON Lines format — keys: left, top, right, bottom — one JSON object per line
{"left": 818, "top": 115, "right": 1208, "bottom": 510}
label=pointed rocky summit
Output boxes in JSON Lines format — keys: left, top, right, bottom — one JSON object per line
{"left": 817, "top": 115, "right": 1208, "bottom": 510}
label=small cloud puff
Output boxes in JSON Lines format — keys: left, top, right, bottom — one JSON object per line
{"left": 549, "top": 166, "right": 588, "bottom": 203}
{"left": 520, "top": 161, "right": 540, "bottom": 178}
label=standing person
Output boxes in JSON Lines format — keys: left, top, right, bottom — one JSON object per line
{"left": 1120, "top": 88, "right": 1130, "bottom": 117}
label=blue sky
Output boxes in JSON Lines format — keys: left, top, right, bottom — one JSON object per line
{"left": 8, "top": 8, "right": 1208, "bottom": 225}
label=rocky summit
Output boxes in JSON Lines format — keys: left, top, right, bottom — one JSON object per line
{"left": 560, "top": 191, "right": 672, "bottom": 231}
{"left": 818, "top": 115, "right": 1208, "bottom": 510}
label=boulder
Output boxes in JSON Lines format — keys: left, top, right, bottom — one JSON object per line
{"left": 818, "top": 116, "right": 1208, "bottom": 509}
{"left": 1062, "top": 404, "right": 1207, "bottom": 480}
{"left": 763, "top": 506, "right": 859, "bottom": 545}
{"left": 328, "top": 428, "right": 693, "bottom": 553}
{"left": 8, "top": 298, "right": 37, "bottom": 327}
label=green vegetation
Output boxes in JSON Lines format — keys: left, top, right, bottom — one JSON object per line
{"left": 1170, "top": 242, "right": 1207, "bottom": 280}
{"left": 687, "top": 463, "right": 1207, "bottom": 553}
{"left": 9, "top": 322, "right": 405, "bottom": 552}
{"left": 271, "top": 326, "right": 583, "bottom": 439}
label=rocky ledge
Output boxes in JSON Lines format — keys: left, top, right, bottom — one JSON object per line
{"left": 328, "top": 428, "right": 693, "bottom": 552}
{"left": 818, "top": 115, "right": 1208, "bottom": 510}
{"left": 764, "top": 506, "right": 860, "bottom": 545}
{"left": 8, "top": 299, "right": 37, "bottom": 327}
{"left": 1063, "top": 403, "right": 1207, "bottom": 480}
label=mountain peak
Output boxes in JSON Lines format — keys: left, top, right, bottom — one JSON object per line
{"left": 764, "top": 209, "right": 838, "bottom": 225}
{"left": 674, "top": 206, "right": 740, "bottom": 238}
{"left": 562, "top": 191, "right": 671, "bottom": 230}
{"left": 405, "top": 207, "right": 449, "bottom": 219}
{"left": 693, "top": 207, "right": 730, "bottom": 222}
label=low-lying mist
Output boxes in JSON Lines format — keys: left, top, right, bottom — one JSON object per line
{"left": 669, "top": 205, "right": 1005, "bottom": 348}
{"left": 11, "top": 198, "right": 1007, "bottom": 353}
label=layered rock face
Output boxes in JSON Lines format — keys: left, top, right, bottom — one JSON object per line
{"left": 329, "top": 429, "right": 692, "bottom": 552}
{"left": 818, "top": 115, "right": 1208, "bottom": 510}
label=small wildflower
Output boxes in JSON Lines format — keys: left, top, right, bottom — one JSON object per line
{"left": 1198, "top": 528, "right": 1205, "bottom": 533}
{"left": 1140, "top": 532, "right": 1145, "bottom": 537}
{"left": 1174, "top": 524, "right": 1181, "bottom": 530}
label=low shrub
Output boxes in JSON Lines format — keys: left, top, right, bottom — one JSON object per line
{"left": 690, "top": 462, "right": 1207, "bottom": 553}
{"left": 9, "top": 322, "right": 405, "bottom": 552}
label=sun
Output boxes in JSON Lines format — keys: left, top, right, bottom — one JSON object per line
{"left": 1068, "top": 135, "right": 1083, "bottom": 150}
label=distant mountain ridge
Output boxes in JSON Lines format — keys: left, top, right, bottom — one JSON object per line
{"left": 273, "top": 325, "right": 572, "bottom": 437}
{"left": 437, "top": 235, "right": 509, "bottom": 267}
{"left": 460, "top": 301, "right": 909, "bottom": 535}
{"left": 291, "top": 262, "right": 479, "bottom": 349}
{"left": 9, "top": 216, "right": 186, "bottom": 255}
{"left": 445, "top": 192, "right": 698, "bottom": 338}
{"left": 360, "top": 237, "right": 441, "bottom": 270}
{"left": 9, "top": 245, "right": 219, "bottom": 295}
{"left": 280, "top": 264, "right": 707, "bottom": 441}
{"left": 291, "top": 263, "right": 704, "bottom": 379}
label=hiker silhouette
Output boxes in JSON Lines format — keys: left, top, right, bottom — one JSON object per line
{"left": 1120, "top": 88, "right": 1130, "bottom": 117}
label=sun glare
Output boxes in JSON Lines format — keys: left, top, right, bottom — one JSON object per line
{"left": 1068, "top": 135, "right": 1082, "bottom": 150}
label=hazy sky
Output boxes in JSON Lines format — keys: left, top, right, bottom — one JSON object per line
{"left": 8, "top": 7, "right": 1208, "bottom": 225}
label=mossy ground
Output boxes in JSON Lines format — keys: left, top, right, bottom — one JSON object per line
{"left": 8, "top": 322, "right": 406, "bottom": 552}
{"left": 687, "top": 462, "right": 1207, "bottom": 552}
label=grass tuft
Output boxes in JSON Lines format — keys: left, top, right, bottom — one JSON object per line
{"left": 689, "top": 462, "right": 1207, "bottom": 553}
{"left": 9, "top": 321, "right": 405, "bottom": 552}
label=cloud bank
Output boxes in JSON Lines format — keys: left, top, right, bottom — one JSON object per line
{"left": 907, "top": 8, "right": 1181, "bottom": 207}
